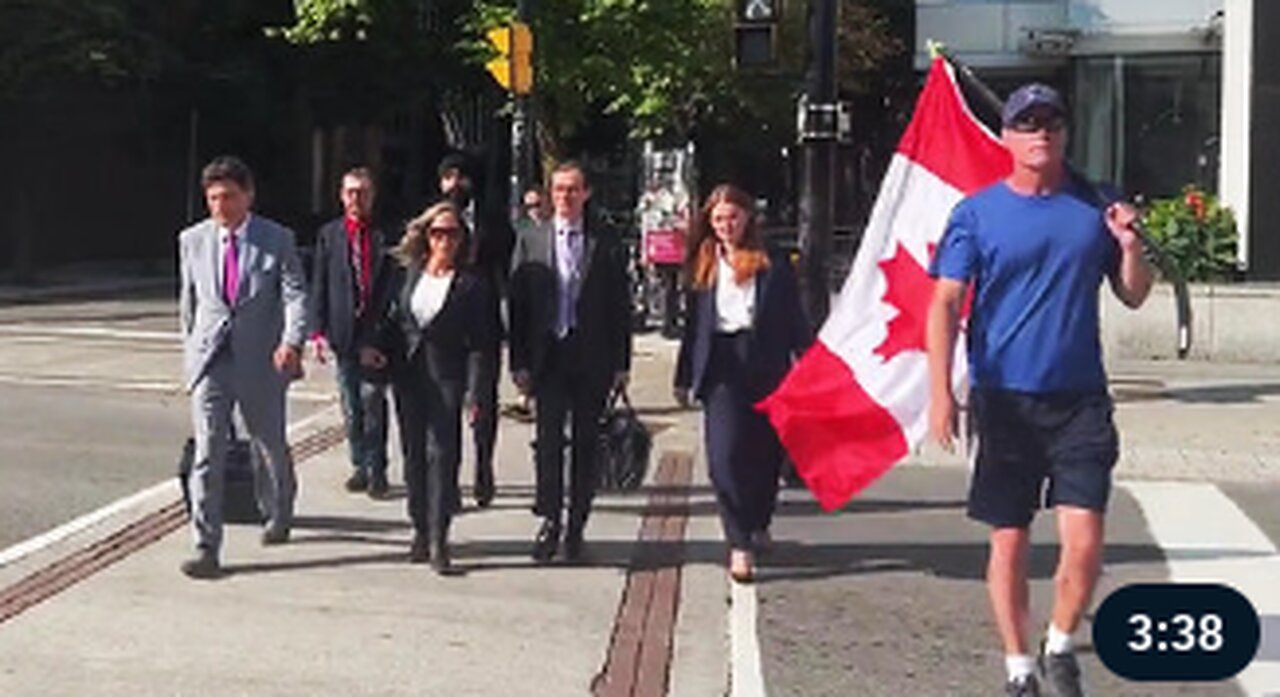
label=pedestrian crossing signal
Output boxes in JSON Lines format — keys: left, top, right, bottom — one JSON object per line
{"left": 486, "top": 22, "right": 533, "bottom": 94}
{"left": 735, "top": 0, "right": 779, "bottom": 68}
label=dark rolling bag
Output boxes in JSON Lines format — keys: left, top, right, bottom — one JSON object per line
{"left": 597, "top": 387, "right": 652, "bottom": 491}
{"left": 178, "top": 431, "right": 265, "bottom": 525}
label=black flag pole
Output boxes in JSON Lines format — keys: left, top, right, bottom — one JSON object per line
{"left": 935, "top": 45, "right": 1193, "bottom": 359}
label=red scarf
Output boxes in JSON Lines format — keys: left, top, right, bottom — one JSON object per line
{"left": 344, "top": 216, "right": 373, "bottom": 314}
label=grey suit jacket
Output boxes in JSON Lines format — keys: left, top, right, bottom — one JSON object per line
{"left": 178, "top": 215, "right": 308, "bottom": 392}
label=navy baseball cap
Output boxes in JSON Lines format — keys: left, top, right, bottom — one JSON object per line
{"left": 1001, "top": 83, "right": 1066, "bottom": 127}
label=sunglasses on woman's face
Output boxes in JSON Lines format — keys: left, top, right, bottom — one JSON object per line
{"left": 428, "top": 225, "right": 461, "bottom": 236}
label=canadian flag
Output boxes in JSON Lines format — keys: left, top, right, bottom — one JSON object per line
{"left": 757, "top": 57, "right": 1012, "bottom": 511}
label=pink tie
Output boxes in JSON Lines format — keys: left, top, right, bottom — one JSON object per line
{"left": 223, "top": 234, "right": 240, "bottom": 305}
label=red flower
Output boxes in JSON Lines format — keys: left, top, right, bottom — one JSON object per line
{"left": 1185, "top": 190, "right": 1207, "bottom": 222}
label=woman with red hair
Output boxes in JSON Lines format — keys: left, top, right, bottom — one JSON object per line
{"left": 674, "top": 184, "right": 812, "bottom": 583}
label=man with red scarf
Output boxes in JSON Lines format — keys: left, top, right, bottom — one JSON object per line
{"left": 309, "top": 167, "right": 393, "bottom": 497}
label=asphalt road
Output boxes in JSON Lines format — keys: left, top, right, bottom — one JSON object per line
{"left": 758, "top": 466, "right": 1280, "bottom": 696}
{"left": 0, "top": 293, "right": 334, "bottom": 550}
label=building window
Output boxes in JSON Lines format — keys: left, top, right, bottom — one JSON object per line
{"left": 1072, "top": 53, "right": 1221, "bottom": 200}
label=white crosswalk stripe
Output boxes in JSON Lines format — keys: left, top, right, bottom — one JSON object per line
{"left": 1120, "top": 481, "right": 1280, "bottom": 695}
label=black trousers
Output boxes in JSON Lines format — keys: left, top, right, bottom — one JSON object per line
{"left": 471, "top": 350, "right": 500, "bottom": 492}
{"left": 393, "top": 358, "right": 463, "bottom": 542}
{"left": 533, "top": 334, "right": 609, "bottom": 531}
{"left": 702, "top": 332, "right": 782, "bottom": 551}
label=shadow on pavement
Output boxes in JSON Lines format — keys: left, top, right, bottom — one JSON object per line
{"left": 1113, "top": 378, "right": 1280, "bottom": 405}
{"left": 757, "top": 541, "right": 1166, "bottom": 584}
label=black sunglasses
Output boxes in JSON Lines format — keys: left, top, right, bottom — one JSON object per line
{"left": 1009, "top": 115, "right": 1066, "bottom": 134}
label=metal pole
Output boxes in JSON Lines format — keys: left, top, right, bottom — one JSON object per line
{"left": 797, "top": 0, "right": 837, "bottom": 326}
{"left": 512, "top": 0, "right": 537, "bottom": 207}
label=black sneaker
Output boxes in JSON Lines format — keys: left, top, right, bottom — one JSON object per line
{"left": 1039, "top": 651, "right": 1084, "bottom": 697}
{"left": 1006, "top": 675, "right": 1041, "bottom": 697}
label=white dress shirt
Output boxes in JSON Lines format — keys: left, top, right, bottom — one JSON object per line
{"left": 410, "top": 270, "right": 454, "bottom": 327}
{"left": 715, "top": 254, "right": 756, "bottom": 332}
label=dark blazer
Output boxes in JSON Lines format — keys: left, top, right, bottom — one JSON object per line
{"left": 508, "top": 214, "right": 632, "bottom": 389}
{"left": 370, "top": 263, "right": 499, "bottom": 400}
{"left": 674, "top": 250, "right": 813, "bottom": 401}
{"left": 460, "top": 197, "right": 516, "bottom": 294}
{"left": 308, "top": 218, "right": 389, "bottom": 357}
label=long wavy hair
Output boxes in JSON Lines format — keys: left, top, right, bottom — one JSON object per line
{"left": 686, "top": 184, "right": 770, "bottom": 290}
{"left": 394, "top": 201, "right": 462, "bottom": 269}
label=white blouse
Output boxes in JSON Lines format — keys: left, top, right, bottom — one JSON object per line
{"left": 715, "top": 255, "right": 755, "bottom": 332}
{"left": 410, "top": 271, "right": 454, "bottom": 327}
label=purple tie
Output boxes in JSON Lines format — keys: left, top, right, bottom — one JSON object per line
{"left": 223, "top": 234, "right": 240, "bottom": 305}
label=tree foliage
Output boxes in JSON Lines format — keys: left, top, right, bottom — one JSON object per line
{"left": 0, "top": 0, "right": 174, "bottom": 98}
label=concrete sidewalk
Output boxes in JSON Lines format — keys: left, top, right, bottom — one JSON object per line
{"left": 0, "top": 334, "right": 729, "bottom": 697}
{"left": 906, "top": 357, "right": 1280, "bottom": 484}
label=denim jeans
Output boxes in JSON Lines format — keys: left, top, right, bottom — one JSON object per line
{"left": 336, "top": 355, "right": 388, "bottom": 475}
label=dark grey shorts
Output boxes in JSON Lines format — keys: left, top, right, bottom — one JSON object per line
{"left": 966, "top": 388, "right": 1119, "bottom": 528}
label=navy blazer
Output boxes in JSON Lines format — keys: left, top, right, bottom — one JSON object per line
{"left": 307, "top": 218, "right": 389, "bottom": 357}
{"left": 674, "top": 251, "right": 813, "bottom": 401}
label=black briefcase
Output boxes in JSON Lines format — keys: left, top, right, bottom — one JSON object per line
{"left": 178, "top": 433, "right": 265, "bottom": 525}
{"left": 597, "top": 388, "right": 652, "bottom": 491}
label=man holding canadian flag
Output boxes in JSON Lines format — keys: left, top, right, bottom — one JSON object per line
{"left": 758, "top": 57, "right": 1153, "bottom": 696}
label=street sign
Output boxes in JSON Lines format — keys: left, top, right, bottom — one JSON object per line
{"left": 485, "top": 22, "right": 533, "bottom": 94}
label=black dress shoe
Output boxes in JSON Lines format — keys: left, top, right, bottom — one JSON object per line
{"left": 180, "top": 550, "right": 220, "bottom": 580}
{"left": 367, "top": 470, "right": 390, "bottom": 499}
{"left": 563, "top": 529, "right": 585, "bottom": 563}
{"left": 344, "top": 469, "right": 369, "bottom": 492}
{"left": 261, "top": 523, "right": 290, "bottom": 546}
{"left": 531, "top": 518, "right": 562, "bottom": 562}
{"left": 474, "top": 479, "right": 495, "bottom": 509}
{"left": 409, "top": 533, "right": 431, "bottom": 563}
{"left": 430, "top": 540, "right": 455, "bottom": 575}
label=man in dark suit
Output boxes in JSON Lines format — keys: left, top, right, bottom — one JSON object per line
{"left": 438, "top": 153, "right": 514, "bottom": 508}
{"left": 508, "top": 161, "right": 632, "bottom": 562}
{"left": 309, "top": 166, "right": 392, "bottom": 497}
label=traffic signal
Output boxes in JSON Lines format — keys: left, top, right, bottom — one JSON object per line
{"left": 735, "top": 0, "right": 780, "bottom": 68}
{"left": 486, "top": 22, "right": 533, "bottom": 94}
{"left": 740, "top": 0, "right": 780, "bottom": 22}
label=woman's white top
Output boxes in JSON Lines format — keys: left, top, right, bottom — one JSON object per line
{"left": 410, "top": 270, "right": 454, "bottom": 327}
{"left": 715, "top": 254, "right": 756, "bottom": 332}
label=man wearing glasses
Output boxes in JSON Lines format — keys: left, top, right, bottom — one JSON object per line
{"left": 309, "top": 167, "right": 392, "bottom": 498}
{"left": 926, "top": 84, "right": 1154, "bottom": 697}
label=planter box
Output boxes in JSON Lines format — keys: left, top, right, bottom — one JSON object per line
{"left": 1100, "top": 282, "right": 1280, "bottom": 363}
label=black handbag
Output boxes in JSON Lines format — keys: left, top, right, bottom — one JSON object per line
{"left": 596, "top": 387, "right": 652, "bottom": 491}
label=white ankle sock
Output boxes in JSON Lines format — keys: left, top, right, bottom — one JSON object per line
{"left": 1044, "top": 623, "right": 1074, "bottom": 655}
{"left": 1006, "top": 654, "right": 1036, "bottom": 681}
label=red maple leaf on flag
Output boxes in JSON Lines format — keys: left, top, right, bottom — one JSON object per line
{"left": 873, "top": 243, "right": 936, "bottom": 361}
{"left": 873, "top": 242, "right": 972, "bottom": 362}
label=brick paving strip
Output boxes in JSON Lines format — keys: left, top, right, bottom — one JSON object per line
{"left": 0, "top": 424, "right": 346, "bottom": 625}
{"left": 592, "top": 450, "right": 695, "bottom": 697}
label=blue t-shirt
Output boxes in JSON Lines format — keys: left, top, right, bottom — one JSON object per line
{"left": 929, "top": 179, "right": 1120, "bottom": 393}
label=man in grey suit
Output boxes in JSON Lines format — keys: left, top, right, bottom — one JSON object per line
{"left": 178, "top": 156, "right": 307, "bottom": 579}
{"left": 508, "top": 161, "right": 632, "bottom": 563}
